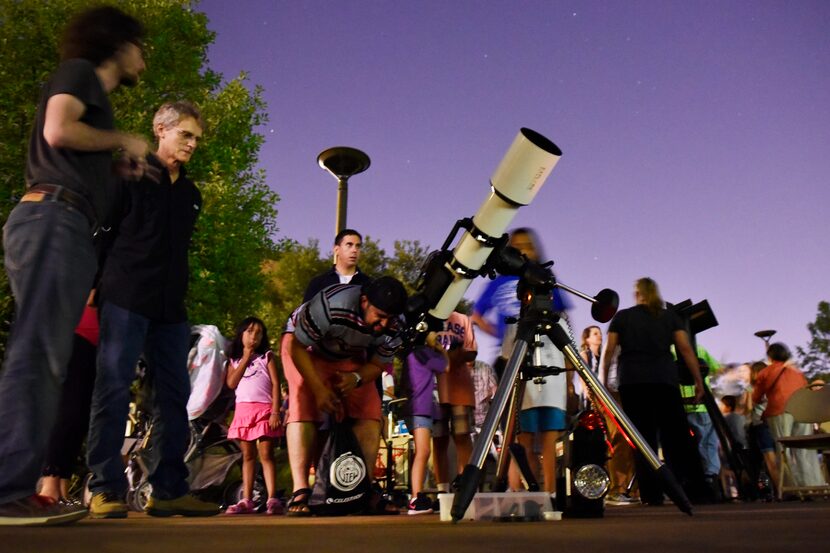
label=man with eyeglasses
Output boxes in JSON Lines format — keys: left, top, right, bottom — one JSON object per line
{"left": 85, "top": 101, "right": 219, "bottom": 519}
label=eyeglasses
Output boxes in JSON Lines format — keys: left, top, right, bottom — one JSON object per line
{"left": 175, "top": 128, "right": 201, "bottom": 144}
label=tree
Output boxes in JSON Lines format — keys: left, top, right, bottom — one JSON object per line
{"left": 261, "top": 239, "right": 330, "bottom": 339}
{"left": 386, "top": 240, "right": 429, "bottom": 296}
{"left": 0, "top": 0, "right": 278, "bottom": 354}
{"left": 797, "top": 301, "right": 830, "bottom": 380}
{"left": 355, "top": 236, "right": 388, "bottom": 277}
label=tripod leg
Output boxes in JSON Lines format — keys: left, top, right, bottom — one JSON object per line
{"left": 451, "top": 340, "right": 528, "bottom": 521}
{"left": 548, "top": 324, "right": 693, "bottom": 516}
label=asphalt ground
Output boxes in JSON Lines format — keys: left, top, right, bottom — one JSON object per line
{"left": 2, "top": 500, "right": 828, "bottom": 553}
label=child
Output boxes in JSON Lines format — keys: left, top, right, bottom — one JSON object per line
{"left": 503, "top": 318, "right": 570, "bottom": 497}
{"left": 225, "top": 317, "right": 283, "bottom": 515}
{"left": 400, "top": 333, "right": 448, "bottom": 515}
{"left": 40, "top": 291, "right": 99, "bottom": 502}
{"left": 432, "top": 311, "right": 478, "bottom": 493}
{"left": 721, "top": 395, "right": 748, "bottom": 450}
{"left": 720, "top": 394, "right": 748, "bottom": 500}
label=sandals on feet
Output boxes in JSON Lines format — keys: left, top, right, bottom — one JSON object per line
{"left": 265, "top": 497, "right": 284, "bottom": 516}
{"left": 225, "top": 498, "right": 255, "bottom": 515}
{"left": 285, "top": 488, "right": 312, "bottom": 517}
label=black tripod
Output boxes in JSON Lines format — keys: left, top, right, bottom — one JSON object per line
{"left": 450, "top": 261, "right": 694, "bottom": 521}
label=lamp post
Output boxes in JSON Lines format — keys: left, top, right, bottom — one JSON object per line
{"left": 754, "top": 329, "right": 776, "bottom": 354}
{"left": 317, "top": 146, "right": 370, "bottom": 235}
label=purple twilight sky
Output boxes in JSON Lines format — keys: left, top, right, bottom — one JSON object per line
{"left": 197, "top": 0, "right": 829, "bottom": 367}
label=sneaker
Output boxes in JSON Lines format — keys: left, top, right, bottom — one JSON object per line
{"left": 605, "top": 493, "right": 640, "bottom": 506}
{"left": 145, "top": 494, "right": 220, "bottom": 517}
{"left": 0, "top": 494, "right": 87, "bottom": 526}
{"left": 265, "top": 498, "right": 283, "bottom": 516}
{"left": 89, "top": 492, "right": 128, "bottom": 519}
{"left": 225, "top": 498, "right": 256, "bottom": 515}
{"left": 407, "top": 492, "right": 434, "bottom": 515}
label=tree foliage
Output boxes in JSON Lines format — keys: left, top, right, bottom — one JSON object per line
{"left": 797, "top": 301, "right": 830, "bottom": 380}
{"left": 0, "top": 0, "right": 278, "bottom": 353}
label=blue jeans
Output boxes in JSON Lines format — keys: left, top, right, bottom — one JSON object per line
{"left": 687, "top": 411, "right": 722, "bottom": 477}
{"left": 86, "top": 303, "right": 191, "bottom": 499}
{"left": 0, "top": 202, "right": 96, "bottom": 503}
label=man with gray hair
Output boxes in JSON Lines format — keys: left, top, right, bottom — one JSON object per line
{"left": 86, "top": 101, "right": 218, "bottom": 518}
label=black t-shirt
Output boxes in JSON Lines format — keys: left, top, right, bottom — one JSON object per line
{"left": 608, "top": 304, "right": 684, "bottom": 387}
{"left": 26, "top": 59, "right": 116, "bottom": 221}
{"left": 99, "top": 155, "right": 202, "bottom": 323}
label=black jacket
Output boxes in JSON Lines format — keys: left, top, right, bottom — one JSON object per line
{"left": 303, "top": 267, "right": 371, "bottom": 304}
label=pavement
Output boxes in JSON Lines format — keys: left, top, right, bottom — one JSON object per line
{"left": 2, "top": 500, "right": 829, "bottom": 553}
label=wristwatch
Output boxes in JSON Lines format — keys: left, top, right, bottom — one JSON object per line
{"left": 352, "top": 372, "right": 363, "bottom": 388}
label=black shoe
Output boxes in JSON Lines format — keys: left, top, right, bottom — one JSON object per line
{"left": 407, "top": 493, "right": 434, "bottom": 515}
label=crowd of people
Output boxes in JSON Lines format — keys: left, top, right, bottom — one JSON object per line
{"left": 0, "top": 5, "right": 827, "bottom": 529}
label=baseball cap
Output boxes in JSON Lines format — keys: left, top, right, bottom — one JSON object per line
{"left": 363, "top": 276, "right": 407, "bottom": 315}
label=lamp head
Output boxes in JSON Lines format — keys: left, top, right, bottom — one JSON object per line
{"left": 317, "top": 147, "right": 370, "bottom": 180}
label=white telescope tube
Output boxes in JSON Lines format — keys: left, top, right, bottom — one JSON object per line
{"left": 430, "top": 128, "right": 562, "bottom": 320}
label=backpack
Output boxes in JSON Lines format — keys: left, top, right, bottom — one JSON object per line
{"left": 308, "top": 420, "right": 371, "bottom": 515}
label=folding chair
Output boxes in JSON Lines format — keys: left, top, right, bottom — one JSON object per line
{"left": 776, "top": 383, "right": 830, "bottom": 499}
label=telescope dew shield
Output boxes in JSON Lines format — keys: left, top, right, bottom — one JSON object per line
{"left": 430, "top": 128, "right": 562, "bottom": 320}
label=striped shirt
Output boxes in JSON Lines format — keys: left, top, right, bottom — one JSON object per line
{"left": 289, "top": 284, "right": 400, "bottom": 363}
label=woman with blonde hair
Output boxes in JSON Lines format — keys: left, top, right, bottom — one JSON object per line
{"left": 601, "top": 277, "right": 706, "bottom": 505}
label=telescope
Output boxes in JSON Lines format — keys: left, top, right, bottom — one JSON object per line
{"left": 399, "top": 128, "right": 694, "bottom": 519}
{"left": 403, "top": 128, "right": 562, "bottom": 337}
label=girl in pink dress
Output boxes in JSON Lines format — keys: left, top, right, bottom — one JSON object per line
{"left": 225, "top": 317, "right": 283, "bottom": 515}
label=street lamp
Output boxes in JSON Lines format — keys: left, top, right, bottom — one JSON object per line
{"left": 317, "top": 146, "right": 370, "bottom": 235}
{"left": 754, "top": 329, "right": 777, "bottom": 354}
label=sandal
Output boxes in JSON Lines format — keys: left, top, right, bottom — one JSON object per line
{"left": 285, "top": 488, "right": 312, "bottom": 517}
{"left": 265, "top": 497, "right": 284, "bottom": 516}
{"left": 225, "top": 498, "right": 255, "bottom": 515}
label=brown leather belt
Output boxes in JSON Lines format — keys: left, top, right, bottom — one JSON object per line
{"left": 20, "top": 184, "right": 98, "bottom": 233}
